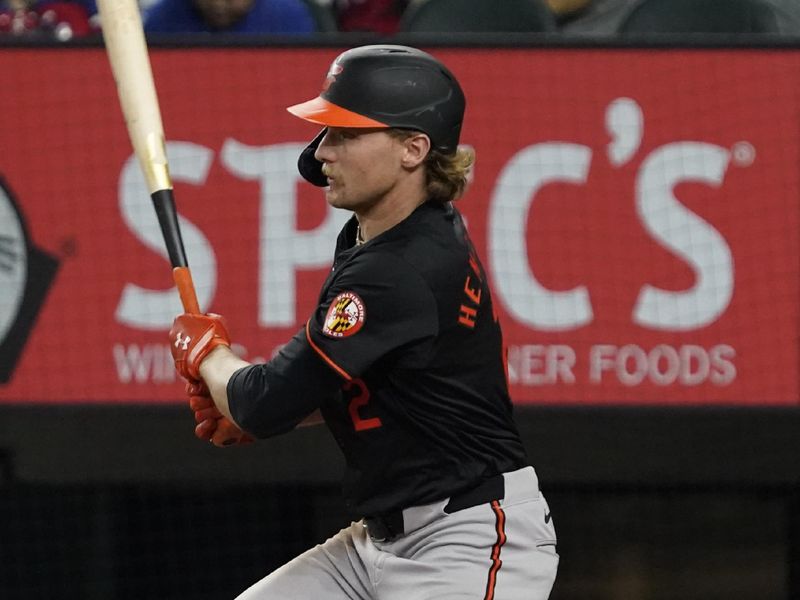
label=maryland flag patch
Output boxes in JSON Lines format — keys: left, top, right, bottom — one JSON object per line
{"left": 322, "top": 291, "right": 366, "bottom": 338}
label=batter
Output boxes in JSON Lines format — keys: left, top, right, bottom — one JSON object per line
{"left": 169, "top": 44, "right": 559, "bottom": 599}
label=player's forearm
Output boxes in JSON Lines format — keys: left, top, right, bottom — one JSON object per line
{"left": 222, "top": 332, "right": 342, "bottom": 438}
{"left": 198, "top": 345, "right": 251, "bottom": 425}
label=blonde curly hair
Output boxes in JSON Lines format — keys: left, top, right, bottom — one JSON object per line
{"left": 389, "top": 129, "right": 475, "bottom": 203}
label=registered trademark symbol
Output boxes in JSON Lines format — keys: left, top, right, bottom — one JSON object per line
{"left": 731, "top": 142, "right": 755, "bottom": 167}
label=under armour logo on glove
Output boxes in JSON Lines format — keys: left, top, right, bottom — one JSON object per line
{"left": 174, "top": 332, "right": 191, "bottom": 351}
{"left": 168, "top": 313, "right": 231, "bottom": 381}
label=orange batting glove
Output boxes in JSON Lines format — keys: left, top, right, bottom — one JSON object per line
{"left": 186, "top": 381, "right": 253, "bottom": 447}
{"left": 169, "top": 313, "right": 231, "bottom": 381}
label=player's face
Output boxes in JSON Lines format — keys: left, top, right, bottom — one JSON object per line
{"left": 314, "top": 127, "right": 408, "bottom": 213}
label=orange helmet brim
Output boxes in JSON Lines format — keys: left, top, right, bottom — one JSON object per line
{"left": 287, "top": 96, "right": 389, "bottom": 128}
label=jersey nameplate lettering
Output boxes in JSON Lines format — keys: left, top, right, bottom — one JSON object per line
{"left": 323, "top": 291, "right": 365, "bottom": 338}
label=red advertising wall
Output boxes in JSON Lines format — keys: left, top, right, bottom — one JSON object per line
{"left": 1, "top": 47, "right": 798, "bottom": 405}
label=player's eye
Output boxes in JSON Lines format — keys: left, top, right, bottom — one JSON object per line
{"left": 326, "top": 128, "right": 355, "bottom": 144}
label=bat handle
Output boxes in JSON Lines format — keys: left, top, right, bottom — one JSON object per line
{"left": 176, "top": 266, "right": 242, "bottom": 446}
{"left": 150, "top": 189, "right": 202, "bottom": 315}
{"left": 173, "top": 266, "right": 201, "bottom": 315}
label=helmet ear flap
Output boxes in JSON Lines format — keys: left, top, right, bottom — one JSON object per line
{"left": 298, "top": 128, "right": 329, "bottom": 187}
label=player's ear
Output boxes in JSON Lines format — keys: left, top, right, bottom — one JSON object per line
{"left": 400, "top": 133, "right": 431, "bottom": 169}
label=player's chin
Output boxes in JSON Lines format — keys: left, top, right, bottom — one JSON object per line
{"left": 324, "top": 189, "right": 346, "bottom": 208}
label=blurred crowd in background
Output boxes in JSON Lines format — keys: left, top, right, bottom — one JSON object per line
{"left": 1, "top": 0, "right": 799, "bottom": 42}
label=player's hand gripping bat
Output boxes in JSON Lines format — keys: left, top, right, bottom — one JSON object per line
{"left": 97, "top": 0, "right": 244, "bottom": 446}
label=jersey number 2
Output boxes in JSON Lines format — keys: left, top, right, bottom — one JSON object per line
{"left": 344, "top": 379, "right": 382, "bottom": 432}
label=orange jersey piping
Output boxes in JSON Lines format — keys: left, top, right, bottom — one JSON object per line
{"left": 305, "top": 320, "right": 353, "bottom": 381}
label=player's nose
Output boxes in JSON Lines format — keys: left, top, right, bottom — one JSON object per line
{"left": 314, "top": 131, "right": 336, "bottom": 163}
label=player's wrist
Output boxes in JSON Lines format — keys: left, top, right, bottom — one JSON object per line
{"left": 198, "top": 345, "right": 247, "bottom": 380}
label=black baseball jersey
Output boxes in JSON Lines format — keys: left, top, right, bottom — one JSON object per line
{"left": 228, "top": 201, "right": 527, "bottom": 517}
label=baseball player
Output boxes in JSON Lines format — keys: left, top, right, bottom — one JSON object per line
{"left": 169, "top": 45, "right": 558, "bottom": 599}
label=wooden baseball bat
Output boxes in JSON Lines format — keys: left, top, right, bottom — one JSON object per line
{"left": 98, "top": 0, "right": 243, "bottom": 446}
{"left": 96, "top": 0, "right": 199, "bottom": 314}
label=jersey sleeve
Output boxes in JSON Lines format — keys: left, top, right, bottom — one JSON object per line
{"left": 227, "top": 327, "right": 342, "bottom": 438}
{"left": 306, "top": 252, "right": 439, "bottom": 379}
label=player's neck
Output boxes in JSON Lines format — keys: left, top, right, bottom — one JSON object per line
{"left": 355, "top": 176, "right": 426, "bottom": 243}
{"left": 356, "top": 196, "right": 425, "bottom": 242}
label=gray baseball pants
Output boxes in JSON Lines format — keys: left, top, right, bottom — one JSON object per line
{"left": 236, "top": 466, "right": 558, "bottom": 599}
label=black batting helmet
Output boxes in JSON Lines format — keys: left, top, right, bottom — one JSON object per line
{"left": 287, "top": 45, "right": 466, "bottom": 187}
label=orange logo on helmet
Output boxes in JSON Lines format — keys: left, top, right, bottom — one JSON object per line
{"left": 322, "top": 291, "right": 365, "bottom": 338}
{"left": 323, "top": 62, "right": 344, "bottom": 92}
